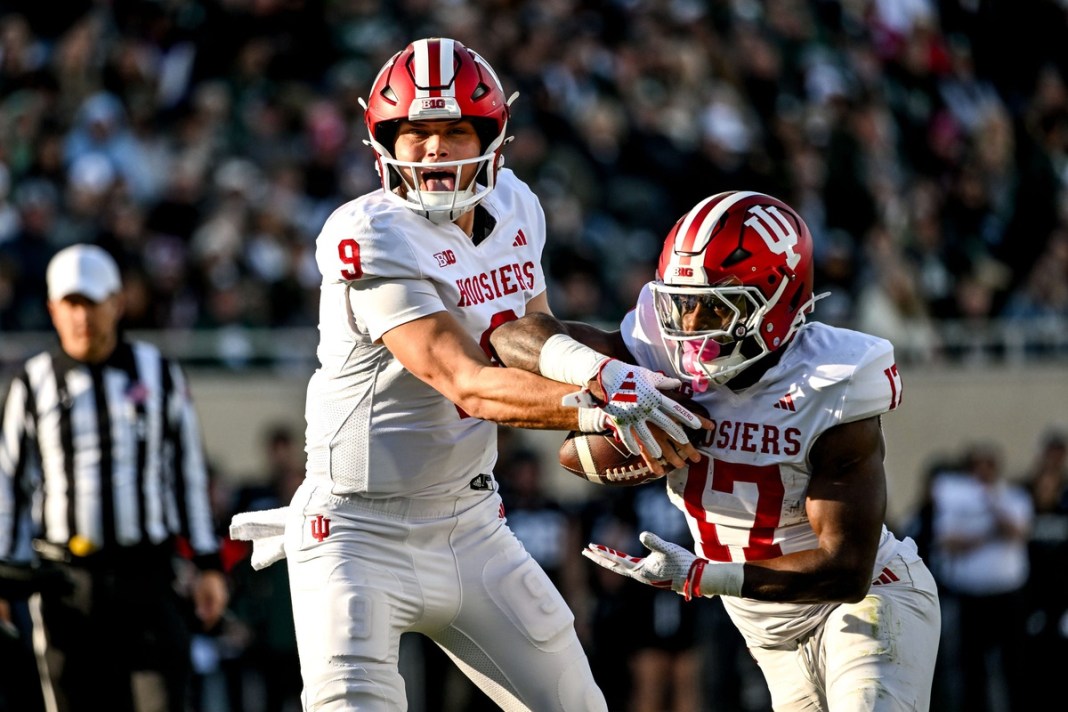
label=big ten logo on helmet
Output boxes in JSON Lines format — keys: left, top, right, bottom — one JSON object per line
{"left": 745, "top": 205, "right": 800, "bottom": 270}
{"left": 420, "top": 98, "right": 448, "bottom": 110}
{"left": 435, "top": 249, "right": 457, "bottom": 267}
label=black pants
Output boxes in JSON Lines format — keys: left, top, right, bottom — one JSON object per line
{"left": 31, "top": 558, "right": 191, "bottom": 712}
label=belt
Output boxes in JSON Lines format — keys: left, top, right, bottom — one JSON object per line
{"left": 331, "top": 479, "right": 498, "bottom": 520}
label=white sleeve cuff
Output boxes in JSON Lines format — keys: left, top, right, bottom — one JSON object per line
{"left": 538, "top": 334, "right": 609, "bottom": 386}
{"left": 702, "top": 561, "right": 744, "bottom": 597}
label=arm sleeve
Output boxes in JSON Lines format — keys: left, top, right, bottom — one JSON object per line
{"left": 316, "top": 205, "right": 424, "bottom": 287}
{"left": 350, "top": 277, "right": 446, "bottom": 343}
{"left": 317, "top": 204, "right": 448, "bottom": 342}
{"left": 839, "top": 337, "right": 902, "bottom": 423}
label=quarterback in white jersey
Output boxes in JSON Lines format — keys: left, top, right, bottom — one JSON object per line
{"left": 229, "top": 38, "right": 706, "bottom": 712}
{"left": 306, "top": 167, "right": 546, "bottom": 497}
{"left": 492, "top": 191, "right": 942, "bottom": 711}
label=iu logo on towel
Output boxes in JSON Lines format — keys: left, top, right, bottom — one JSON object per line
{"left": 310, "top": 514, "right": 331, "bottom": 542}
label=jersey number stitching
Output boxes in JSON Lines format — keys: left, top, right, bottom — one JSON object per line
{"left": 883, "top": 364, "right": 902, "bottom": 410}
{"left": 338, "top": 238, "right": 362, "bottom": 280}
{"left": 681, "top": 457, "right": 785, "bottom": 562}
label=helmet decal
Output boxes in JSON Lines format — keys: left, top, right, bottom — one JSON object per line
{"left": 673, "top": 191, "right": 758, "bottom": 254}
{"left": 413, "top": 38, "right": 455, "bottom": 92}
{"left": 744, "top": 205, "right": 801, "bottom": 270}
{"left": 406, "top": 38, "right": 463, "bottom": 120}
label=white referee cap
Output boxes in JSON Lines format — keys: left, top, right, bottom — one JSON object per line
{"left": 47, "top": 244, "right": 122, "bottom": 303}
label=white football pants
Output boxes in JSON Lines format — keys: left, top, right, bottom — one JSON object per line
{"left": 747, "top": 548, "right": 941, "bottom": 711}
{"left": 284, "top": 479, "right": 607, "bottom": 711}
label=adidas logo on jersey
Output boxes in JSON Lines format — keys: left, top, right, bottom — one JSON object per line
{"left": 872, "top": 567, "right": 900, "bottom": 586}
{"left": 512, "top": 229, "right": 528, "bottom": 247}
{"left": 773, "top": 385, "right": 803, "bottom": 412}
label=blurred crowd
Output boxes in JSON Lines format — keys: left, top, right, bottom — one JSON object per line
{"left": 2, "top": 0, "right": 1068, "bottom": 365}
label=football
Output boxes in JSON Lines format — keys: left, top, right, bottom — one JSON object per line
{"left": 558, "top": 389, "right": 706, "bottom": 486}
{"left": 558, "top": 429, "right": 661, "bottom": 486}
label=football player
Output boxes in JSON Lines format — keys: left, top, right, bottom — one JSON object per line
{"left": 491, "top": 191, "right": 942, "bottom": 711}
{"left": 228, "top": 38, "right": 707, "bottom": 711}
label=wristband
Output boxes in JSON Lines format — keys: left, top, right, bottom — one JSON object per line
{"left": 698, "top": 561, "right": 745, "bottom": 597}
{"left": 539, "top": 334, "right": 609, "bottom": 386}
{"left": 683, "top": 558, "right": 707, "bottom": 601}
{"left": 577, "top": 406, "right": 610, "bottom": 434}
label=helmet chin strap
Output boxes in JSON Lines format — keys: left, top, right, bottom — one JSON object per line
{"left": 680, "top": 337, "right": 751, "bottom": 390}
{"left": 424, "top": 209, "right": 466, "bottom": 225}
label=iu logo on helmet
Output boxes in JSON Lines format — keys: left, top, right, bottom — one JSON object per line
{"left": 745, "top": 205, "right": 800, "bottom": 270}
{"left": 310, "top": 514, "right": 331, "bottom": 542}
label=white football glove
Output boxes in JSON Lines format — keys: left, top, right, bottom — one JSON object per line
{"left": 582, "top": 531, "right": 743, "bottom": 600}
{"left": 229, "top": 507, "right": 289, "bottom": 570}
{"left": 563, "top": 359, "right": 701, "bottom": 458}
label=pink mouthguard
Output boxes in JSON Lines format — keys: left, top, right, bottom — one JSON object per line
{"left": 682, "top": 340, "right": 719, "bottom": 393}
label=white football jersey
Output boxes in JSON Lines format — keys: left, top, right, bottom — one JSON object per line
{"left": 623, "top": 283, "right": 909, "bottom": 647}
{"left": 305, "top": 169, "right": 546, "bottom": 497}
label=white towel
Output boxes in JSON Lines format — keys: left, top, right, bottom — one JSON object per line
{"left": 229, "top": 507, "right": 289, "bottom": 570}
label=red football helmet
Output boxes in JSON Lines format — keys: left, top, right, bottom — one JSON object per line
{"left": 361, "top": 37, "right": 515, "bottom": 223}
{"left": 651, "top": 191, "right": 824, "bottom": 387}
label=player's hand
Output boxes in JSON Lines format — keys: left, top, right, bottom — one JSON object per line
{"left": 583, "top": 531, "right": 699, "bottom": 597}
{"left": 582, "top": 532, "right": 743, "bottom": 600}
{"left": 562, "top": 359, "right": 701, "bottom": 459}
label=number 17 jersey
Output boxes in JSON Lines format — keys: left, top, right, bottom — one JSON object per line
{"left": 623, "top": 283, "right": 911, "bottom": 647}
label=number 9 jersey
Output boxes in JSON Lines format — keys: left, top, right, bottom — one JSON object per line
{"left": 306, "top": 168, "right": 546, "bottom": 497}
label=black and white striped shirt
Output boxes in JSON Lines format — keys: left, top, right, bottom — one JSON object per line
{"left": 0, "top": 340, "right": 220, "bottom": 568}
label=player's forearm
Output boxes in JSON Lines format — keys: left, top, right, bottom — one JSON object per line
{"left": 490, "top": 312, "right": 569, "bottom": 372}
{"left": 452, "top": 365, "right": 582, "bottom": 430}
{"left": 740, "top": 549, "right": 876, "bottom": 604}
{"left": 490, "top": 313, "right": 625, "bottom": 373}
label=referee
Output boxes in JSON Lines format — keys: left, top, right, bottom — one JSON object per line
{"left": 0, "top": 244, "right": 229, "bottom": 712}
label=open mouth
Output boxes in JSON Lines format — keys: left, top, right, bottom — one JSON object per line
{"left": 419, "top": 169, "right": 456, "bottom": 192}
